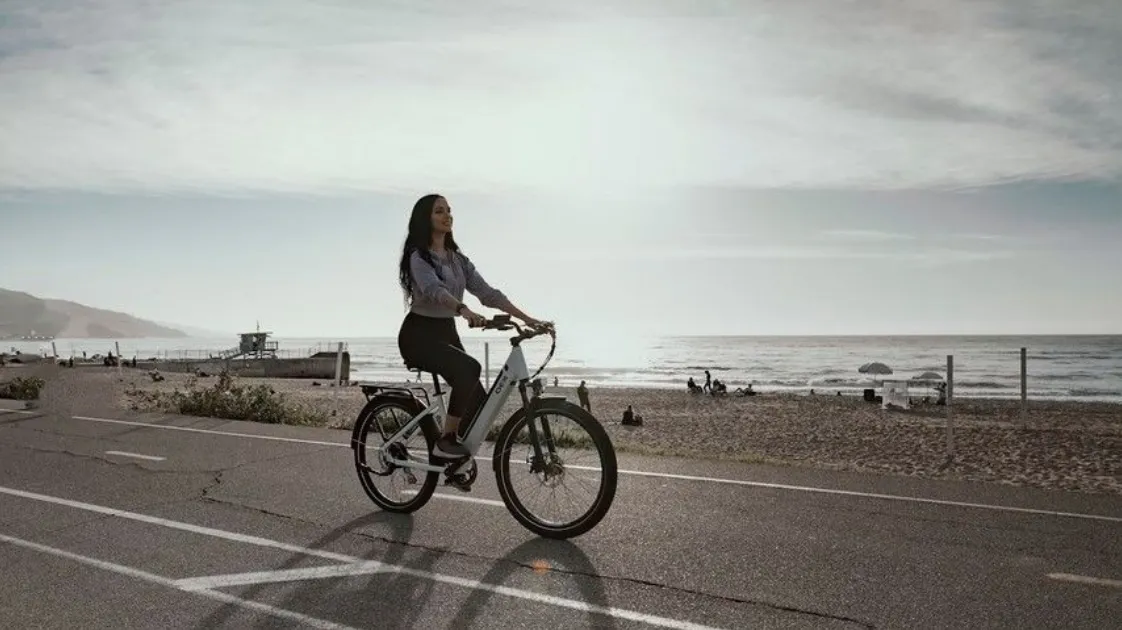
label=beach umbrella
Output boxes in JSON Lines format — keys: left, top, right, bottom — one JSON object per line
{"left": 858, "top": 362, "right": 894, "bottom": 376}
{"left": 912, "top": 371, "right": 944, "bottom": 382}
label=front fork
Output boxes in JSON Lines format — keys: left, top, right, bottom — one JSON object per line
{"left": 518, "top": 382, "right": 558, "bottom": 474}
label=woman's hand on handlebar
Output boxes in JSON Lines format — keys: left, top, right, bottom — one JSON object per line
{"left": 459, "top": 307, "right": 487, "bottom": 328}
{"left": 521, "top": 316, "right": 554, "bottom": 332}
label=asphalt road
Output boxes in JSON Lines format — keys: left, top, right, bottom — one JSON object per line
{"left": 1, "top": 402, "right": 1120, "bottom": 629}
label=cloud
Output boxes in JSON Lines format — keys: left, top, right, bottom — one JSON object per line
{"left": 952, "top": 233, "right": 1008, "bottom": 241}
{"left": 821, "top": 229, "right": 917, "bottom": 242}
{"left": 0, "top": 0, "right": 1119, "bottom": 195}
{"left": 530, "top": 245, "right": 1015, "bottom": 265}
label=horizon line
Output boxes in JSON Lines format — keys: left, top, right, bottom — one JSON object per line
{"left": 13, "top": 332, "right": 1122, "bottom": 342}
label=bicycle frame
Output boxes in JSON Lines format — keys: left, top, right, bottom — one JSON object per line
{"left": 374, "top": 341, "right": 534, "bottom": 475}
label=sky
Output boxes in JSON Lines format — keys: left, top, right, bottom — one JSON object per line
{"left": 1, "top": 0, "right": 1120, "bottom": 340}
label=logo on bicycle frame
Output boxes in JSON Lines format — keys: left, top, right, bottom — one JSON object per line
{"left": 492, "top": 368, "right": 508, "bottom": 396}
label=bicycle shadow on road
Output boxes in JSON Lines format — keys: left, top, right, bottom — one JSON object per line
{"left": 447, "top": 537, "right": 619, "bottom": 630}
{"left": 193, "top": 509, "right": 431, "bottom": 630}
{"left": 261, "top": 509, "right": 442, "bottom": 630}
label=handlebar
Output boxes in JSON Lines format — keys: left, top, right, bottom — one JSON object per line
{"left": 468, "top": 313, "right": 554, "bottom": 339}
{"left": 468, "top": 314, "right": 557, "bottom": 382}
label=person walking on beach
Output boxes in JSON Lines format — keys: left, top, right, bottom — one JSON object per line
{"left": 577, "top": 380, "right": 591, "bottom": 412}
{"left": 704, "top": 370, "right": 712, "bottom": 393}
{"left": 396, "top": 193, "right": 550, "bottom": 460}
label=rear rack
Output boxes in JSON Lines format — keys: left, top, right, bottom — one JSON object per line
{"left": 356, "top": 381, "right": 433, "bottom": 408}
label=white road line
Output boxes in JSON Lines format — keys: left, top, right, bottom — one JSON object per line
{"left": 175, "top": 562, "right": 387, "bottom": 591}
{"left": 0, "top": 532, "right": 361, "bottom": 630}
{"left": 564, "top": 465, "right": 1122, "bottom": 524}
{"left": 403, "top": 490, "right": 506, "bottom": 507}
{"left": 0, "top": 485, "right": 725, "bottom": 630}
{"left": 0, "top": 484, "right": 355, "bottom": 563}
{"left": 104, "top": 450, "right": 165, "bottom": 462}
{"left": 1047, "top": 573, "right": 1122, "bottom": 589}
{"left": 0, "top": 409, "right": 35, "bottom": 415}
{"left": 68, "top": 414, "right": 1122, "bottom": 524}
{"left": 74, "top": 415, "right": 344, "bottom": 447}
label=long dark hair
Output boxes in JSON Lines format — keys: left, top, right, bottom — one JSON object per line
{"left": 398, "top": 193, "right": 463, "bottom": 306}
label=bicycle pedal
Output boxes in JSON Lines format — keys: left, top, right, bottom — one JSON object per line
{"left": 444, "top": 480, "right": 472, "bottom": 493}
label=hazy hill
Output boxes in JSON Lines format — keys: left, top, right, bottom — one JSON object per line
{"left": 0, "top": 288, "right": 188, "bottom": 339}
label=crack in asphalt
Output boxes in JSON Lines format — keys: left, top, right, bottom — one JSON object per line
{"left": 499, "top": 561, "right": 876, "bottom": 628}
{"left": 801, "top": 500, "right": 1116, "bottom": 556}
{"left": 8, "top": 442, "right": 209, "bottom": 475}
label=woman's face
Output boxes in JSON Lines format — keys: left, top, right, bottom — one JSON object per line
{"left": 431, "top": 196, "right": 453, "bottom": 234}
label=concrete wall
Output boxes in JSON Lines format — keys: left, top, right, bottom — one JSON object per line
{"left": 132, "top": 353, "right": 350, "bottom": 381}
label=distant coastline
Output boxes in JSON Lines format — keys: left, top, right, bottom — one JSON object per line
{"left": 0, "top": 287, "right": 189, "bottom": 340}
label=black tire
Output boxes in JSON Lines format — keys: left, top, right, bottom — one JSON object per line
{"left": 492, "top": 399, "right": 618, "bottom": 539}
{"left": 353, "top": 397, "right": 440, "bottom": 513}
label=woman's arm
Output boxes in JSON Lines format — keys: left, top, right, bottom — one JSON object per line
{"left": 462, "top": 255, "right": 538, "bottom": 323}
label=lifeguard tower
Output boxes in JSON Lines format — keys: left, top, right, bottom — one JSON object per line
{"left": 235, "top": 330, "right": 279, "bottom": 359}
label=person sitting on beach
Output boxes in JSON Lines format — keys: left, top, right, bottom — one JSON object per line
{"left": 687, "top": 377, "right": 703, "bottom": 394}
{"left": 710, "top": 379, "right": 728, "bottom": 396}
{"left": 621, "top": 404, "right": 643, "bottom": 426}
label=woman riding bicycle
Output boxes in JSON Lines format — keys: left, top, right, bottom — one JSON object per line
{"left": 397, "top": 193, "right": 547, "bottom": 460}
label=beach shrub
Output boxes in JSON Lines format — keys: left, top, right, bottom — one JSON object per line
{"left": 128, "top": 371, "right": 329, "bottom": 426}
{"left": 484, "top": 420, "right": 595, "bottom": 449}
{"left": 0, "top": 376, "right": 46, "bottom": 400}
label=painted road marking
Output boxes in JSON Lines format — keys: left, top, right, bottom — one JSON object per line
{"left": 75, "top": 415, "right": 343, "bottom": 447}
{"left": 0, "top": 532, "right": 360, "bottom": 630}
{"left": 69, "top": 414, "right": 1122, "bottom": 523}
{"left": 105, "top": 450, "right": 165, "bottom": 462}
{"left": 561, "top": 465, "right": 1122, "bottom": 524}
{"left": 403, "top": 490, "right": 505, "bottom": 507}
{"left": 1047, "top": 573, "right": 1122, "bottom": 589}
{"left": 175, "top": 562, "right": 387, "bottom": 591}
{"left": 0, "top": 485, "right": 725, "bottom": 630}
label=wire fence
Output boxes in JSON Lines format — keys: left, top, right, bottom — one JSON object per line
{"left": 24, "top": 341, "right": 350, "bottom": 361}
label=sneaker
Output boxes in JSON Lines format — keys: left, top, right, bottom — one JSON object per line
{"left": 433, "top": 434, "right": 471, "bottom": 460}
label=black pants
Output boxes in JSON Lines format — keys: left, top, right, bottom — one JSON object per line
{"left": 398, "top": 313, "right": 486, "bottom": 430}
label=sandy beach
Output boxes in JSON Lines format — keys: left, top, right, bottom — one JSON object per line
{"left": 9, "top": 364, "right": 1121, "bottom": 495}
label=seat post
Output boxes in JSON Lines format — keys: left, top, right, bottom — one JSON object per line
{"left": 431, "top": 373, "right": 442, "bottom": 396}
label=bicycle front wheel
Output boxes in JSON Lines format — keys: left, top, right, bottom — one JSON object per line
{"left": 493, "top": 399, "right": 618, "bottom": 539}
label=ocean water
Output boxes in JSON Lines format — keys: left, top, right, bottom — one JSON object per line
{"left": 9, "top": 334, "right": 1122, "bottom": 403}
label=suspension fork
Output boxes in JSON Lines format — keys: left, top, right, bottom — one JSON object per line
{"left": 518, "top": 382, "right": 557, "bottom": 465}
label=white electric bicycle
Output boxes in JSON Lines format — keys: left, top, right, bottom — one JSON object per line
{"left": 350, "top": 314, "right": 618, "bottom": 539}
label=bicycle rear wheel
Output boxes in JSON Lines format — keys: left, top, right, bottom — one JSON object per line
{"left": 493, "top": 399, "right": 618, "bottom": 539}
{"left": 353, "top": 398, "right": 440, "bottom": 513}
